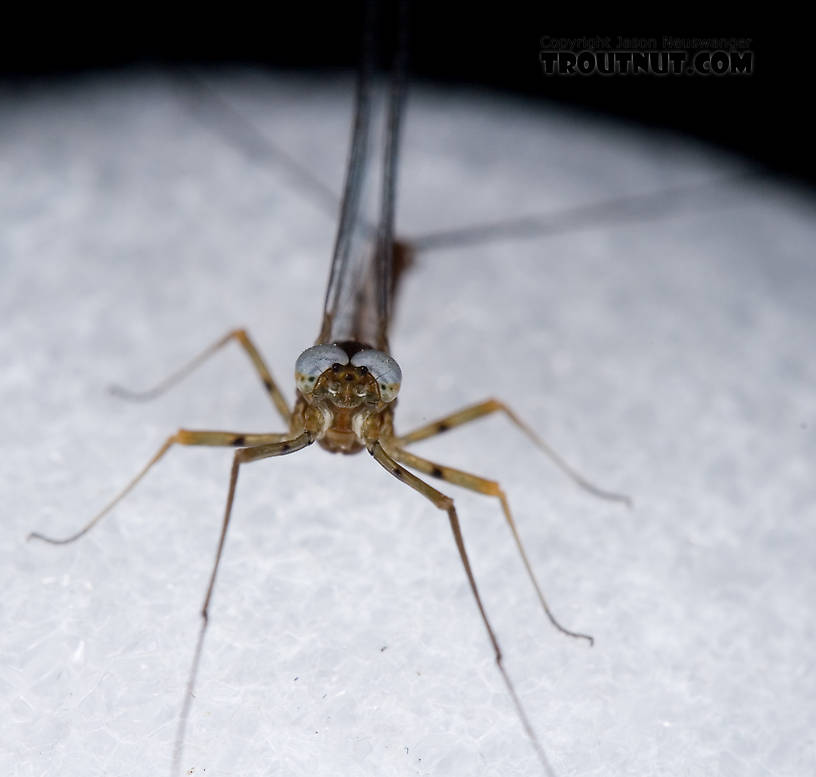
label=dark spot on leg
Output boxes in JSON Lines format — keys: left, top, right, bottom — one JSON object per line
{"left": 233, "top": 435, "right": 246, "bottom": 446}
{"left": 437, "top": 422, "right": 449, "bottom": 433}
{"left": 392, "top": 467, "right": 403, "bottom": 478}
{"left": 263, "top": 378, "right": 274, "bottom": 393}
{"left": 282, "top": 442, "right": 291, "bottom": 452}
{"left": 431, "top": 466, "right": 444, "bottom": 478}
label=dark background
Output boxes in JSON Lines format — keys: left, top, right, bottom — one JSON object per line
{"left": 1, "top": 6, "right": 808, "bottom": 189}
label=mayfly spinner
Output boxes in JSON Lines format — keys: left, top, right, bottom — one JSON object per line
{"left": 30, "top": 6, "right": 629, "bottom": 774}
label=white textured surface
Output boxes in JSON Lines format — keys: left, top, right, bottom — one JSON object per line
{"left": 1, "top": 70, "right": 815, "bottom": 777}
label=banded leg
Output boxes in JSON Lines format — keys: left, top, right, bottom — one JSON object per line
{"left": 170, "top": 430, "right": 314, "bottom": 775}
{"left": 388, "top": 445, "right": 592, "bottom": 644}
{"left": 28, "top": 429, "right": 292, "bottom": 545}
{"left": 395, "top": 398, "right": 631, "bottom": 506}
{"left": 198, "top": 431, "right": 313, "bottom": 616}
{"left": 368, "top": 442, "right": 555, "bottom": 776}
{"left": 110, "top": 328, "right": 291, "bottom": 425}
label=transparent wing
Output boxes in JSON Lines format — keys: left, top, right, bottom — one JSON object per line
{"left": 318, "top": 4, "right": 407, "bottom": 352}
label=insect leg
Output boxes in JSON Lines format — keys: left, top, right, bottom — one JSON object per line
{"left": 387, "top": 444, "right": 592, "bottom": 644}
{"left": 27, "top": 429, "right": 293, "bottom": 545}
{"left": 368, "top": 441, "right": 556, "bottom": 777}
{"left": 198, "top": 432, "right": 313, "bottom": 617}
{"left": 110, "top": 328, "right": 291, "bottom": 424}
{"left": 172, "top": 430, "right": 313, "bottom": 777}
{"left": 395, "top": 398, "right": 631, "bottom": 506}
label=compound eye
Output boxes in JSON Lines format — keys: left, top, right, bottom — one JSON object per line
{"left": 295, "top": 344, "right": 349, "bottom": 394}
{"left": 350, "top": 349, "right": 402, "bottom": 402}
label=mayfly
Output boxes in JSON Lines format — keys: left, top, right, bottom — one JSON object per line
{"left": 29, "top": 7, "right": 629, "bottom": 774}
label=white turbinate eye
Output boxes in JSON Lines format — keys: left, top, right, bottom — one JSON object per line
{"left": 351, "top": 349, "right": 402, "bottom": 402}
{"left": 295, "top": 344, "right": 348, "bottom": 394}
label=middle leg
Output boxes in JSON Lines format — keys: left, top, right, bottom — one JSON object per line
{"left": 28, "top": 428, "right": 294, "bottom": 546}
{"left": 387, "top": 443, "right": 593, "bottom": 644}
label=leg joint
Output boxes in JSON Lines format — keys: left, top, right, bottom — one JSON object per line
{"left": 439, "top": 495, "right": 455, "bottom": 511}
